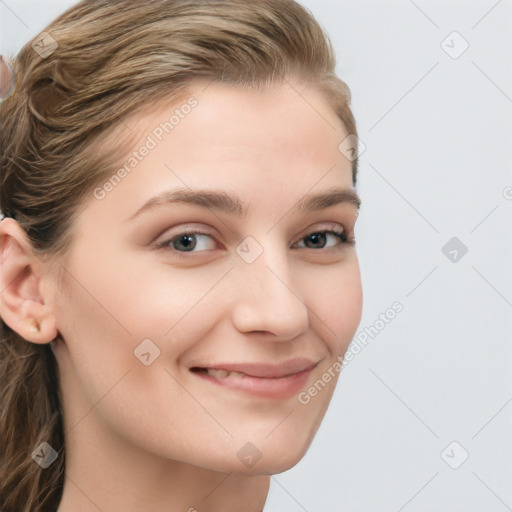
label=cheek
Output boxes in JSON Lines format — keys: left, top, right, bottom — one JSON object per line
{"left": 54, "top": 268, "right": 135, "bottom": 424}
{"left": 330, "top": 279, "right": 363, "bottom": 350}
{"left": 303, "top": 258, "right": 363, "bottom": 354}
{"left": 54, "top": 253, "right": 231, "bottom": 414}
{"left": 118, "top": 262, "right": 234, "bottom": 357}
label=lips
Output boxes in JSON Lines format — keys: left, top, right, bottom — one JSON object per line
{"left": 189, "top": 358, "right": 321, "bottom": 399}
{"left": 190, "top": 358, "right": 318, "bottom": 379}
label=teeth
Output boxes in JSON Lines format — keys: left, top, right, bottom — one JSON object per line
{"left": 207, "top": 369, "right": 228, "bottom": 378}
{"left": 206, "top": 369, "right": 245, "bottom": 379}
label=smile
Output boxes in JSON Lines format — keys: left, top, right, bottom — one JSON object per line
{"left": 189, "top": 358, "right": 320, "bottom": 400}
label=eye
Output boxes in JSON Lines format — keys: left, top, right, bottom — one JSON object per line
{"left": 294, "top": 228, "right": 354, "bottom": 250}
{"left": 153, "top": 224, "right": 355, "bottom": 256}
{"left": 155, "top": 231, "right": 217, "bottom": 253}
{"left": 297, "top": 229, "right": 355, "bottom": 249}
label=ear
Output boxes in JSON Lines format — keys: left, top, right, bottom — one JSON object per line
{"left": 0, "top": 217, "right": 58, "bottom": 344}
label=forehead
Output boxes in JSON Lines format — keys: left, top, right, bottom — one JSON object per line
{"left": 100, "top": 79, "right": 348, "bottom": 162}
{"left": 80, "top": 80, "right": 354, "bottom": 223}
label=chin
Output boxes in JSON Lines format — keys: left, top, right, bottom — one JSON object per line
{"left": 235, "top": 449, "right": 308, "bottom": 476}
{"left": 181, "top": 431, "right": 313, "bottom": 477}
{"left": 237, "top": 431, "right": 315, "bottom": 476}
{"left": 259, "top": 452, "right": 306, "bottom": 475}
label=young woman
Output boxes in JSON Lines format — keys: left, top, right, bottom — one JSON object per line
{"left": 0, "top": 1, "right": 363, "bottom": 510}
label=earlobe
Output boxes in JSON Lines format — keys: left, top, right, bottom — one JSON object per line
{"left": 0, "top": 218, "right": 58, "bottom": 344}
{"left": 18, "top": 296, "right": 59, "bottom": 344}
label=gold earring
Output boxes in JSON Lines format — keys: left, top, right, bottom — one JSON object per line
{"left": 29, "top": 322, "right": 40, "bottom": 333}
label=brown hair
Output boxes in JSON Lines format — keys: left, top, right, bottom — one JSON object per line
{"left": 0, "top": 1, "right": 358, "bottom": 510}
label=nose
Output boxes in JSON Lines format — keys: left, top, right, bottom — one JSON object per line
{"left": 230, "top": 247, "right": 310, "bottom": 341}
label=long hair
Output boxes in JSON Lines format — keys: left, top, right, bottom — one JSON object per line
{"left": 0, "top": 1, "right": 358, "bottom": 510}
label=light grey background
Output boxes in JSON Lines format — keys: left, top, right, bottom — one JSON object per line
{"left": 1, "top": 1, "right": 511, "bottom": 511}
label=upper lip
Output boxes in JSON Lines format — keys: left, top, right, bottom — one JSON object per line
{"left": 190, "top": 357, "right": 321, "bottom": 379}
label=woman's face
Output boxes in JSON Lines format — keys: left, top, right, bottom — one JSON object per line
{"left": 50, "top": 80, "right": 362, "bottom": 475}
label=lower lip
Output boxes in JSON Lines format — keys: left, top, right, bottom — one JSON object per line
{"left": 192, "top": 368, "right": 313, "bottom": 400}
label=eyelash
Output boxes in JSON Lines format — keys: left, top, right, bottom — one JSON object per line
{"left": 153, "top": 225, "right": 355, "bottom": 255}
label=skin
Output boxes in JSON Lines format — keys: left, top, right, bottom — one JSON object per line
{"left": 0, "top": 80, "right": 362, "bottom": 511}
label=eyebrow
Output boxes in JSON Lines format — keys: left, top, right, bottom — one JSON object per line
{"left": 127, "top": 186, "right": 361, "bottom": 221}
